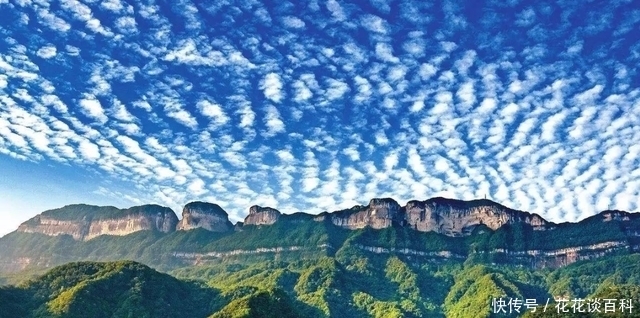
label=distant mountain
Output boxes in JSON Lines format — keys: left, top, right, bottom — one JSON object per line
{"left": 176, "top": 201, "right": 234, "bottom": 232}
{"left": 1, "top": 196, "right": 640, "bottom": 317}
{"left": 1, "top": 197, "right": 639, "bottom": 278}
{"left": 13, "top": 197, "right": 557, "bottom": 240}
{"left": 16, "top": 204, "right": 178, "bottom": 241}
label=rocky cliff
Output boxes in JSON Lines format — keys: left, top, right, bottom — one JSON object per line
{"left": 3, "top": 197, "right": 640, "bottom": 274}
{"left": 403, "top": 197, "right": 548, "bottom": 236}
{"left": 244, "top": 205, "right": 281, "bottom": 225}
{"left": 17, "top": 204, "right": 178, "bottom": 241}
{"left": 330, "top": 198, "right": 402, "bottom": 229}
{"left": 176, "top": 202, "right": 233, "bottom": 232}
{"left": 323, "top": 197, "right": 548, "bottom": 236}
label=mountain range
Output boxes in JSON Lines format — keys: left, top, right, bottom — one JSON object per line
{"left": 15, "top": 197, "right": 552, "bottom": 239}
{"left": 3, "top": 197, "right": 640, "bottom": 273}
{"left": 1, "top": 197, "right": 640, "bottom": 317}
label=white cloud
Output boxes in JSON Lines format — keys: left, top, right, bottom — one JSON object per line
{"left": 78, "top": 139, "right": 100, "bottom": 161}
{"left": 197, "top": 100, "right": 229, "bottom": 126}
{"left": 375, "top": 43, "right": 399, "bottom": 63}
{"left": 325, "top": 78, "right": 350, "bottom": 100}
{"left": 343, "top": 145, "right": 360, "bottom": 161}
{"left": 282, "top": 16, "right": 305, "bottom": 29}
{"left": 261, "top": 73, "right": 284, "bottom": 103}
{"left": 326, "top": 0, "right": 346, "bottom": 21}
{"left": 263, "top": 105, "right": 285, "bottom": 137}
{"left": 0, "top": 0, "right": 638, "bottom": 229}
{"left": 36, "top": 45, "right": 57, "bottom": 59}
{"left": 384, "top": 152, "right": 399, "bottom": 170}
{"left": 361, "top": 14, "right": 388, "bottom": 34}
{"left": 111, "top": 100, "right": 136, "bottom": 122}
{"left": 79, "top": 97, "right": 108, "bottom": 123}
{"left": 187, "top": 178, "right": 207, "bottom": 195}
{"left": 293, "top": 79, "right": 312, "bottom": 102}
{"left": 407, "top": 147, "right": 427, "bottom": 177}
{"left": 419, "top": 63, "right": 438, "bottom": 80}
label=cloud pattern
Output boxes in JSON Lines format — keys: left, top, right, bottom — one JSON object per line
{"left": 0, "top": 0, "right": 639, "bottom": 224}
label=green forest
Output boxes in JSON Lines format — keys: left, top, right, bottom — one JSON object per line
{"left": 1, "top": 206, "right": 639, "bottom": 317}
{"left": 1, "top": 252, "right": 639, "bottom": 317}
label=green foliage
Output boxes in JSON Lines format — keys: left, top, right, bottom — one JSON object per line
{"left": 523, "top": 284, "right": 640, "bottom": 318}
{"left": 547, "top": 254, "right": 640, "bottom": 298}
{"left": 210, "top": 288, "right": 301, "bottom": 318}
{"left": 350, "top": 226, "right": 468, "bottom": 255}
{"left": 1, "top": 261, "right": 224, "bottom": 318}
{"left": 444, "top": 265, "right": 527, "bottom": 318}
{"left": 2, "top": 207, "right": 640, "bottom": 317}
{"left": 2, "top": 254, "right": 640, "bottom": 318}
{"left": 352, "top": 292, "right": 404, "bottom": 318}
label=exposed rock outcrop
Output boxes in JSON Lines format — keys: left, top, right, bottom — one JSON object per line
{"left": 176, "top": 202, "right": 233, "bottom": 232}
{"left": 476, "top": 241, "right": 630, "bottom": 269}
{"left": 330, "top": 198, "right": 401, "bottom": 229}
{"left": 324, "top": 197, "right": 548, "bottom": 235}
{"left": 404, "top": 197, "right": 548, "bottom": 236}
{"left": 244, "top": 205, "right": 281, "bottom": 225}
{"left": 17, "top": 204, "right": 178, "bottom": 241}
{"left": 599, "top": 210, "right": 632, "bottom": 222}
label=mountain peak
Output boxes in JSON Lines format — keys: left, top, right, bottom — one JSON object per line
{"left": 177, "top": 201, "right": 232, "bottom": 232}
{"left": 368, "top": 197, "right": 400, "bottom": 206}
{"left": 245, "top": 206, "right": 281, "bottom": 225}
{"left": 402, "top": 197, "right": 548, "bottom": 235}
{"left": 18, "top": 204, "right": 178, "bottom": 241}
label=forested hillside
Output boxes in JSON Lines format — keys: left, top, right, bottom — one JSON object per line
{"left": 2, "top": 253, "right": 639, "bottom": 317}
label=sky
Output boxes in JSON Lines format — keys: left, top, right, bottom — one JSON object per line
{"left": 0, "top": 0, "right": 639, "bottom": 236}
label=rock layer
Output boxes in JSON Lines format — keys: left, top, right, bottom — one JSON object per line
{"left": 244, "top": 206, "right": 281, "bottom": 225}
{"left": 324, "top": 197, "right": 548, "bottom": 236}
{"left": 330, "top": 198, "right": 402, "bottom": 229}
{"left": 17, "top": 204, "right": 178, "bottom": 241}
{"left": 176, "top": 202, "right": 233, "bottom": 232}
{"left": 404, "top": 198, "right": 548, "bottom": 236}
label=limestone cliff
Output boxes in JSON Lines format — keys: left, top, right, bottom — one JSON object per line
{"left": 404, "top": 197, "right": 548, "bottom": 236}
{"left": 17, "top": 204, "right": 178, "bottom": 241}
{"left": 476, "top": 241, "right": 631, "bottom": 269}
{"left": 244, "top": 205, "right": 280, "bottom": 225}
{"left": 324, "top": 197, "right": 548, "bottom": 235}
{"left": 330, "top": 198, "right": 402, "bottom": 229}
{"left": 176, "top": 202, "right": 233, "bottom": 232}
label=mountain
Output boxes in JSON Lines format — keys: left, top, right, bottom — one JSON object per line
{"left": 0, "top": 260, "right": 303, "bottom": 318}
{"left": 16, "top": 204, "right": 178, "bottom": 241}
{"left": 2, "top": 255, "right": 639, "bottom": 318}
{"left": 1, "top": 197, "right": 639, "bottom": 287}
{"left": 244, "top": 205, "right": 282, "bottom": 226}
{"left": 176, "top": 201, "right": 234, "bottom": 232}
{"left": 11, "top": 197, "right": 555, "bottom": 241}
{"left": 1, "top": 196, "right": 639, "bottom": 318}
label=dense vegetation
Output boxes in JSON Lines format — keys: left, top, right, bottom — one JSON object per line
{"left": 2, "top": 252, "right": 639, "bottom": 317}
{"left": 4, "top": 213, "right": 639, "bottom": 278}
{"left": 2, "top": 208, "right": 640, "bottom": 317}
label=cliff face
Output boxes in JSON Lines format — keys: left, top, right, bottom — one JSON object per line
{"left": 404, "top": 198, "right": 548, "bottom": 236}
{"left": 476, "top": 241, "right": 631, "bottom": 269}
{"left": 330, "top": 198, "right": 401, "bottom": 229}
{"left": 3, "top": 198, "right": 640, "bottom": 274}
{"left": 244, "top": 206, "right": 281, "bottom": 225}
{"left": 17, "top": 204, "right": 178, "bottom": 241}
{"left": 17, "top": 217, "right": 89, "bottom": 240}
{"left": 176, "top": 202, "right": 233, "bottom": 232}
{"left": 325, "top": 197, "right": 548, "bottom": 236}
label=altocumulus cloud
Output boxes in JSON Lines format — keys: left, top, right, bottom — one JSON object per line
{"left": 0, "top": 0, "right": 639, "bottom": 226}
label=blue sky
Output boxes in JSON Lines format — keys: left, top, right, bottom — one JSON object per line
{"left": 1, "top": 0, "right": 639, "bottom": 236}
